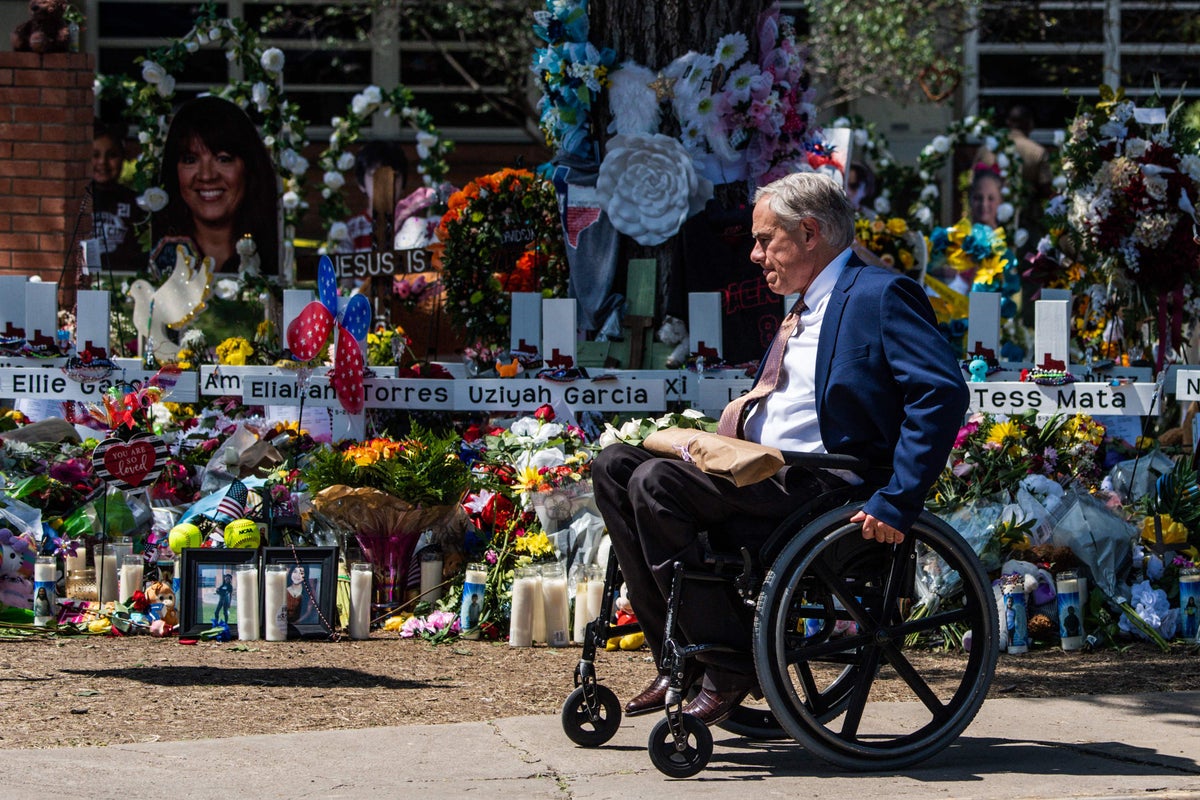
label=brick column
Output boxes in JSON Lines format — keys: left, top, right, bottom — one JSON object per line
{"left": 0, "top": 51, "right": 94, "bottom": 301}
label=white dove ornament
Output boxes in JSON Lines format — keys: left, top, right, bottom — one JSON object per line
{"left": 129, "top": 245, "right": 216, "bottom": 362}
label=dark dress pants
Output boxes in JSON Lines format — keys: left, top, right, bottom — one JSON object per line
{"left": 593, "top": 443, "right": 846, "bottom": 683}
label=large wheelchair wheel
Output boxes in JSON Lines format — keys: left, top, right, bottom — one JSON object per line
{"left": 754, "top": 505, "right": 997, "bottom": 771}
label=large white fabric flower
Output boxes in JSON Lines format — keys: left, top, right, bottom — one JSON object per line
{"left": 596, "top": 133, "right": 713, "bottom": 246}
{"left": 336, "top": 152, "right": 356, "bottom": 171}
{"left": 931, "top": 135, "right": 951, "bottom": 154}
{"left": 328, "top": 222, "right": 350, "bottom": 242}
{"left": 282, "top": 190, "right": 300, "bottom": 211}
{"left": 155, "top": 74, "right": 176, "bottom": 98}
{"left": 214, "top": 278, "right": 241, "bottom": 301}
{"left": 260, "top": 47, "right": 285, "bottom": 75}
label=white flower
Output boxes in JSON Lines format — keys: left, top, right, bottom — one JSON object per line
{"left": 214, "top": 278, "right": 241, "bottom": 301}
{"left": 362, "top": 85, "right": 382, "bottom": 105}
{"left": 996, "top": 153, "right": 1010, "bottom": 170}
{"left": 416, "top": 131, "right": 439, "bottom": 160}
{"left": 138, "top": 187, "right": 169, "bottom": 212}
{"left": 251, "top": 81, "right": 270, "bottom": 112}
{"left": 351, "top": 92, "right": 373, "bottom": 116}
{"left": 1052, "top": 174, "right": 1068, "bottom": 191}
{"left": 280, "top": 149, "right": 308, "bottom": 175}
{"left": 532, "top": 422, "right": 564, "bottom": 444}
{"left": 919, "top": 183, "right": 939, "bottom": 201}
{"left": 282, "top": 190, "right": 300, "bottom": 210}
{"left": 1180, "top": 154, "right": 1200, "bottom": 184}
{"left": 1013, "top": 228, "right": 1028, "bottom": 248}
{"left": 185, "top": 40, "right": 199, "bottom": 54}
{"left": 996, "top": 202, "right": 1014, "bottom": 223}
{"left": 1053, "top": 129, "right": 1065, "bottom": 146}
{"left": 853, "top": 129, "right": 868, "bottom": 147}
{"left": 328, "top": 222, "right": 350, "bottom": 242}
{"left": 916, "top": 206, "right": 933, "bottom": 227}
{"left": 714, "top": 32, "right": 749, "bottom": 68}
{"left": 984, "top": 136, "right": 998, "bottom": 151}
{"left": 141, "top": 60, "right": 165, "bottom": 84}
{"left": 336, "top": 152, "right": 356, "bottom": 171}
{"left": 260, "top": 47, "right": 285, "bottom": 74}
{"left": 155, "top": 74, "right": 176, "bottom": 98}
{"left": 323, "top": 171, "right": 346, "bottom": 190}
{"left": 931, "top": 135, "right": 951, "bottom": 154}
{"left": 596, "top": 133, "right": 713, "bottom": 246}
{"left": 873, "top": 195, "right": 891, "bottom": 215}
{"left": 138, "top": 130, "right": 152, "bottom": 144}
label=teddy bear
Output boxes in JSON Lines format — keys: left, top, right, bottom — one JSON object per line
{"left": 145, "top": 580, "right": 178, "bottom": 629}
{"left": 10, "top": 0, "right": 72, "bottom": 54}
{"left": 657, "top": 315, "right": 690, "bottom": 368}
{"left": 0, "top": 527, "right": 36, "bottom": 609}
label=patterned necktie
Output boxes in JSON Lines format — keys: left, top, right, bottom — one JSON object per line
{"left": 717, "top": 298, "right": 807, "bottom": 439}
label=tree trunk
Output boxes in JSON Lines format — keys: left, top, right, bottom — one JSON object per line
{"left": 588, "top": 0, "right": 771, "bottom": 326}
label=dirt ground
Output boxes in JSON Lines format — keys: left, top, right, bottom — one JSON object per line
{"left": 1, "top": 634, "right": 1198, "bottom": 750}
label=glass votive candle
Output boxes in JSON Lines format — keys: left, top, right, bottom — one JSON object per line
{"left": 95, "top": 544, "right": 118, "bottom": 604}
{"left": 119, "top": 554, "right": 144, "bottom": 605}
{"left": 235, "top": 563, "right": 260, "bottom": 641}
{"left": 349, "top": 562, "right": 372, "bottom": 640}
{"left": 264, "top": 563, "right": 289, "bottom": 641}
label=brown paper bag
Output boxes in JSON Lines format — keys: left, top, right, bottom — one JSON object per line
{"left": 642, "top": 428, "right": 785, "bottom": 487}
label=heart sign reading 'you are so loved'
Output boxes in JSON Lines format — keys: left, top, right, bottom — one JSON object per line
{"left": 92, "top": 432, "right": 168, "bottom": 490}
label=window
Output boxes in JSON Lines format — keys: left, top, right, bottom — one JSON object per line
{"left": 86, "top": 0, "right": 534, "bottom": 143}
{"left": 967, "top": 1, "right": 1200, "bottom": 133}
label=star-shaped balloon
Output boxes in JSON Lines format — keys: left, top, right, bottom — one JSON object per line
{"left": 286, "top": 255, "right": 371, "bottom": 414}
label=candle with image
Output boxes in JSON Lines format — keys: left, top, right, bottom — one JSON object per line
{"left": 1181, "top": 568, "right": 1200, "bottom": 642}
{"left": 33, "top": 556, "right": 57, "bottom": 627}
{"left": 1056, "top": 570, "right": 1085, "bottom": 651}
{"left": 458, "top": 562, "right": 487, "bottom": 640}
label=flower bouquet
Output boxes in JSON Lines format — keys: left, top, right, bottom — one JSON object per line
{"left": 301, "top": 430, "right": 471, "bottom": 610}
{"left": 854, "top": 216, "right": 926, "bottom": 279}
{"left": 1056, "top": 85, "right": 1200, "bottom": 367}
{"left": 928, "top": 218, "right": 1020, "bottom": 307}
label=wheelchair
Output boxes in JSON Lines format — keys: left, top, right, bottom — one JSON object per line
{"left": 561, "top": 452, "right": 999, "bottom": 778}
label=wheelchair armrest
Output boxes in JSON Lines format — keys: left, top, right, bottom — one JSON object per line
{"left": 778, "top": 450, "right": 872, "bottom": 473}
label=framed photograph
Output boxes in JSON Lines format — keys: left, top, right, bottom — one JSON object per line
{"left": 178, "top": 548, "right": 259, "bottom": 638}
{"left": 262, "top": 547, "right": 338, "bottom": 640}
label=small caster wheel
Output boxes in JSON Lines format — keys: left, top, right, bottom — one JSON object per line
{"left": 561, "top": 685, "right": 621, "bottom": 747}
{"left": 648, "top": 714, "right": 713, "bottom": 778}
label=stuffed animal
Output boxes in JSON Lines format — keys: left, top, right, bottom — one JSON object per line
{"left": 606, "top": 583, "right": 645, "bottom": 650}
{"left": 0, "top": 527, "right": 35, "bottom": 609}
{"left": 10, "top": 0, "right": 71, "bottom": 54}
{"left": 145, "top": 580, "right": 178, "bottom": 628}
{"left": 657, "top": 315, "right": 690, "bottom": 368}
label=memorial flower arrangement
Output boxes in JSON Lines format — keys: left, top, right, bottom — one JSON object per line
{"left": 436, "top": 169, "right": 568, "bottom": 349}
{"left": 929, "top": 218, "right": 1021, "bottom": 314}
{"left": 928, "top": 412, "right": 1107, "bottom": 511}
{"left": 530, "top": 0, "right": 615, "bottom": 158}
{"left": 854, "top": 217, "right": 921, "bottom": 273}
{"left": 366, "top": 325, "right": 412, "bottom": 368}
{"left": 1055, "top": 85, "right": 1200, "bottom": 366}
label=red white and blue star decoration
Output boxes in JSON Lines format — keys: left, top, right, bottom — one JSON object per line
{"left": 286, "top": 255, "right": 372, "bottom": 414}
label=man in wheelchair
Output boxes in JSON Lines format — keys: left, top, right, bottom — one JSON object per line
{"left": 593, "top": 172, "right": 969, "bottom": 728}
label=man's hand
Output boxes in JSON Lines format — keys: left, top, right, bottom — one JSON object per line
{"left": 851, "top": 510, "right": 904, "bottom": 544}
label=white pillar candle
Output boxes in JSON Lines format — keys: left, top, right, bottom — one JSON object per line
{"left": 585, "top": 566, "right": 606, "bottom": 622}
{"left": 541, "top": 563, "right": 570, "bottom": 647}
{"left": 349, "top": 562, "right": 372, "bottom": 640}
{"left": 63, "top": 547, "right": 86, "bottom": 577}
{"left": 1055, "top": 570, "right": 1085, "bottom": 651}
{"left": 458, "top": 563, "right": 488, "bottom": 640}
{"left": 95, "top": 544, "right": 118, "bottom": 604}
{"left": 264, "top": 564, "right": 288, "bottom": 641}
{"left": 111, "top": 537, "right": 133, "bottom": 567}
{"left": 33, "top": 556, "right": 57, "bottom": 626}
{"left": 118, "top": 555, "right": 144, "bottom": 605}
{"left": 418, "top": 548, "right": 443, "bottom": 604}
{"left": 236, "top": 564, "right": 260, "bottom": 640}
{"left": 530, "top": 571, "right": 546, "bottom": 644}
{"left": 572, "top": 573, "right": 590, "bottom": 644}
{"left": 509, "top": 567, "right": 538, "bottom": 647}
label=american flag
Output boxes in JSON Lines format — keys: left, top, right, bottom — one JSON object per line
{"left": 215, "top": 480, "right": 249, "bottom": 522}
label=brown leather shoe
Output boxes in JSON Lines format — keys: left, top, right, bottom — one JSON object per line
{"left": 681, "top": 685, "right": 752, "bottom": 727}
{"left": 625, "top": 666, "right": 702, "bottom": 716}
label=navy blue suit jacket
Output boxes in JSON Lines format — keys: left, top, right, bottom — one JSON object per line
{"left": 757, "top": 255, "right": 968, "bottom": 532}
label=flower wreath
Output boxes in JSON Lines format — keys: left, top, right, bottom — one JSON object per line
{"left": 912, "top": 116, "right": 1026, "bottom": 240}
{"left": 315, "top": 84, "right": 454, "bottom": 252}
{"left": 94, "top": 3, "right": 308, "bottom": 235}
{"left": 435, "top": 168, "right": 569, "bottom": 348}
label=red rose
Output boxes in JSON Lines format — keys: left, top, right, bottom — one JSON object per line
{"left": 533, "top": 404, "right": 555, "bottom": 422}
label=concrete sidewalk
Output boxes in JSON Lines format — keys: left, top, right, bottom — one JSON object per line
{"left": 9, "top": 692, "right": 1200, "bottom": 799}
